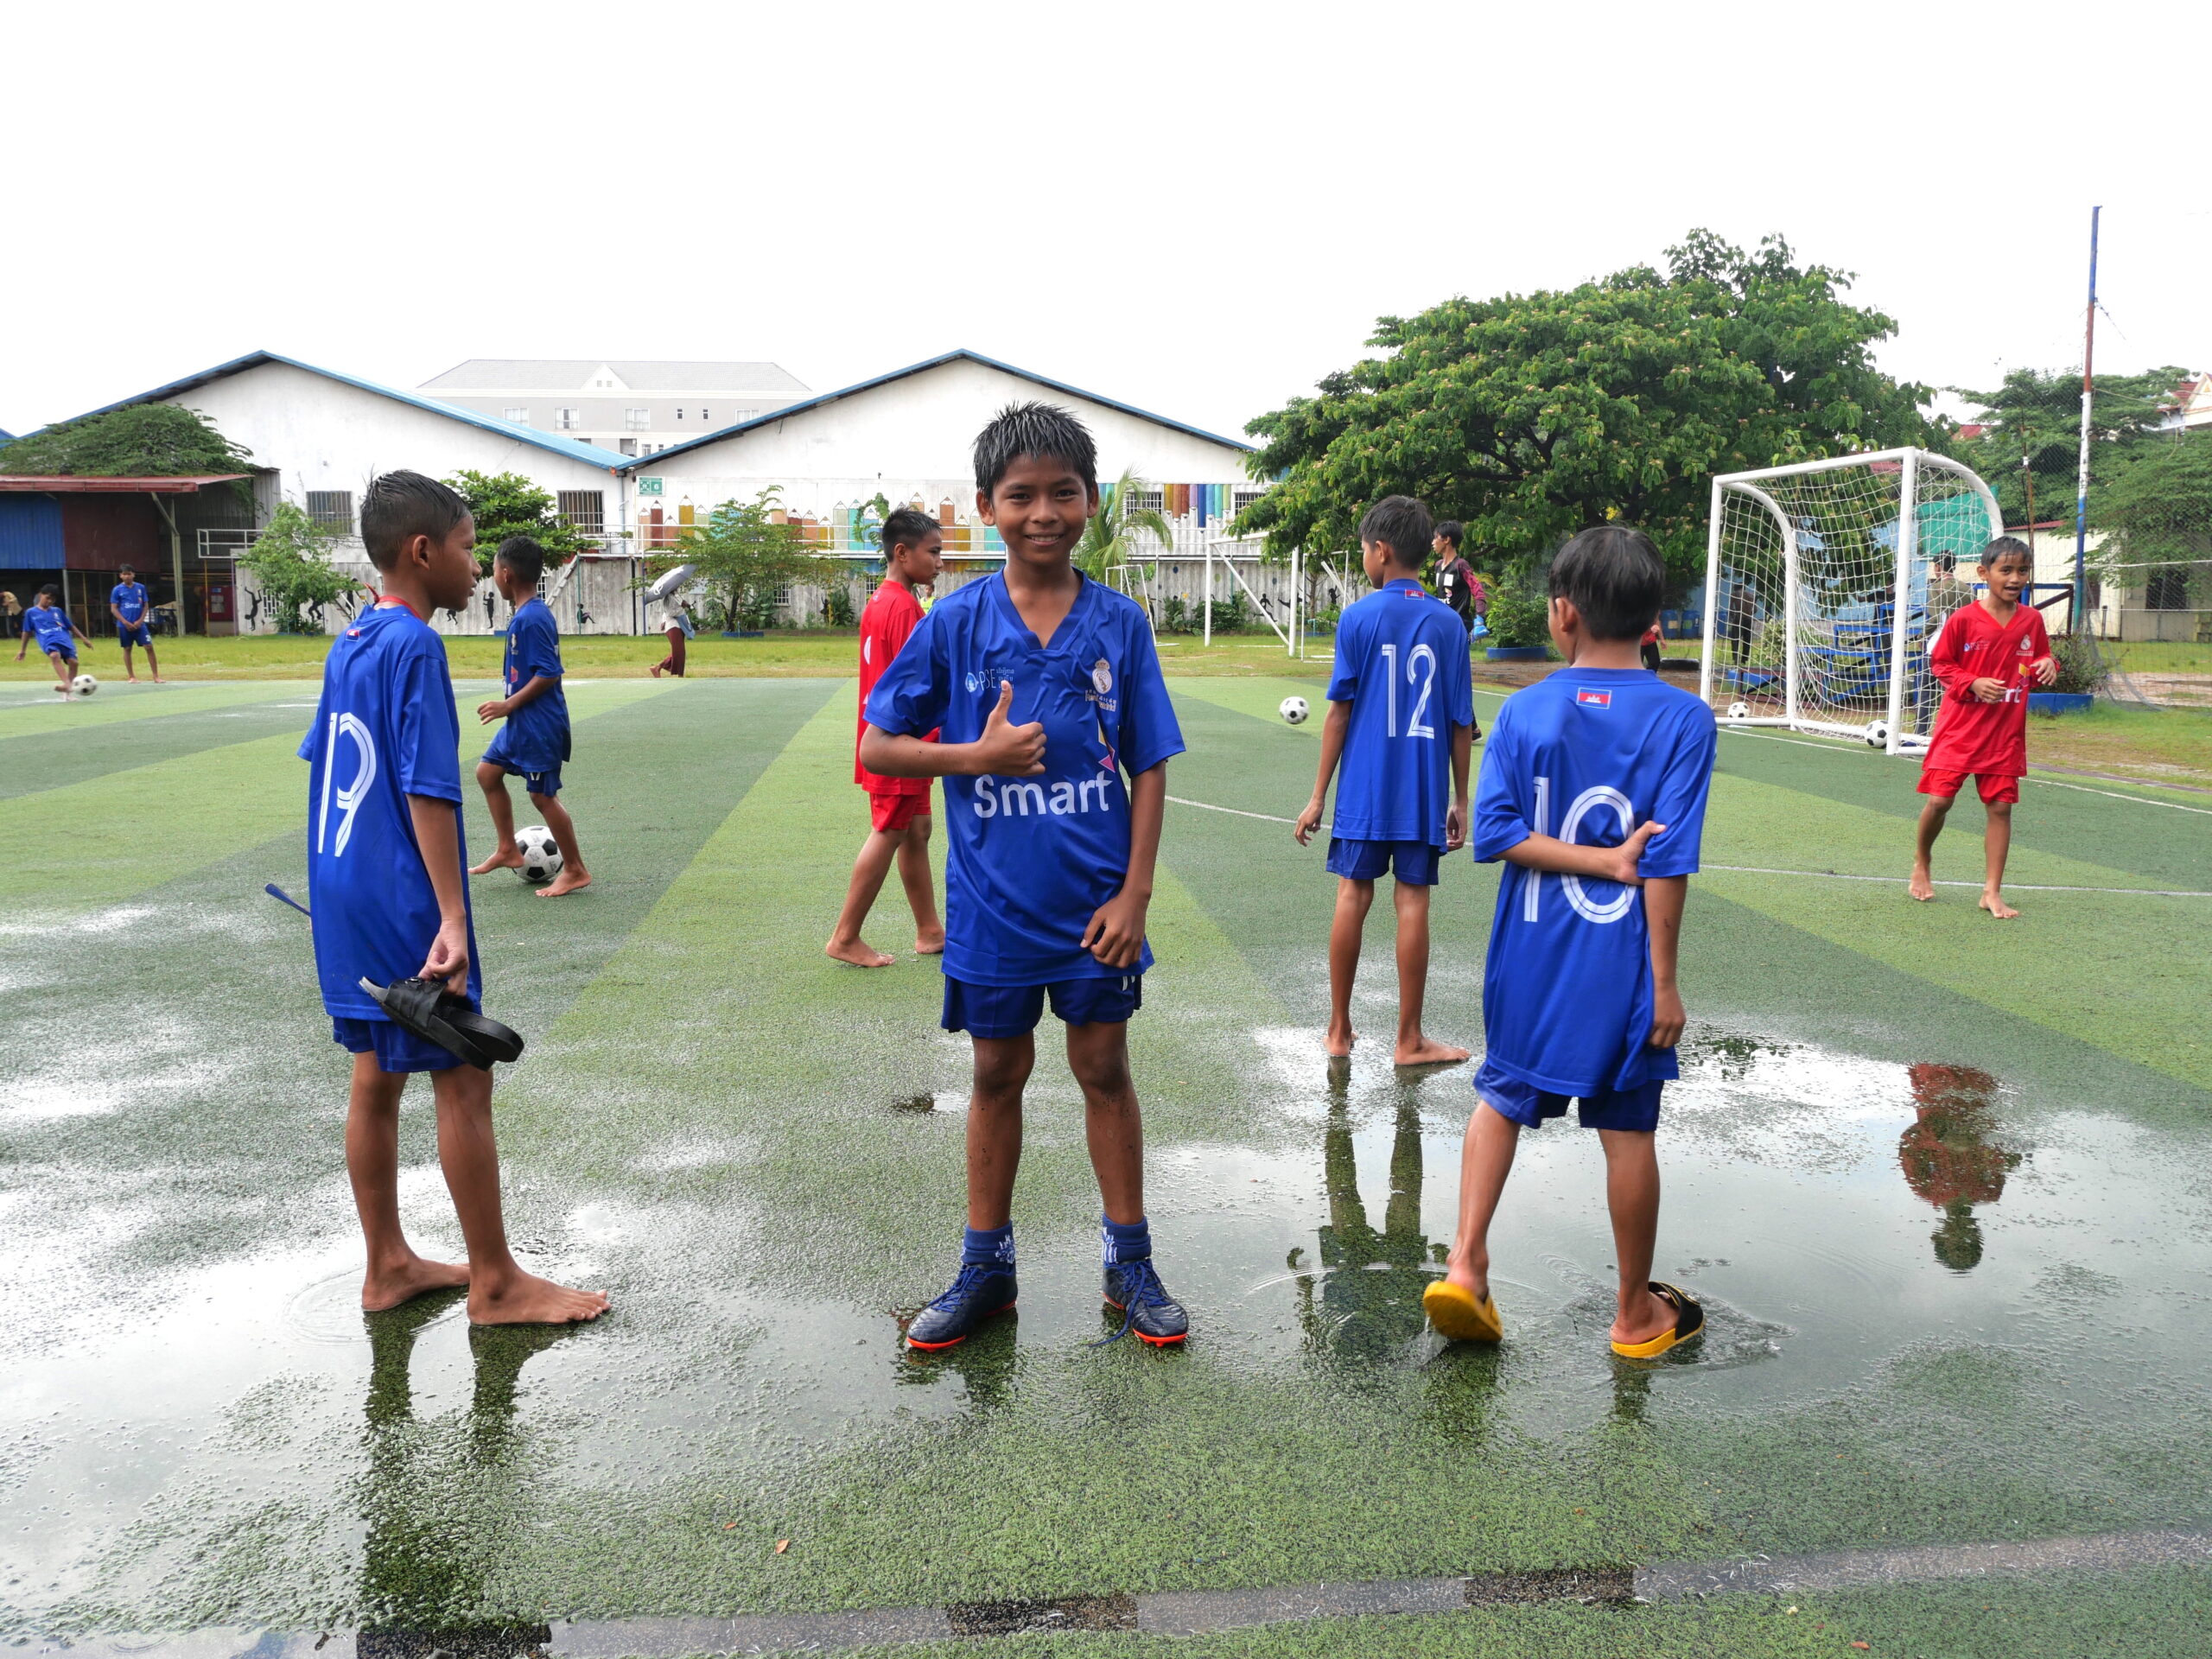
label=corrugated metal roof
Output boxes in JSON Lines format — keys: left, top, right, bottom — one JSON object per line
{"left": 617, "top": 349, "right": 1254, "bottom": 473}
{"left": 52, "top": 352, "right": 631, "bottom": 473}
{"left": 0, "top": 474, "right": 251, "bottom": 493}
{"left": 420, "top": 359, "right": 810, "bottom": 394}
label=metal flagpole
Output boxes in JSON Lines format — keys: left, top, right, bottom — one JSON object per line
{"left": 2071, "top": 205, "right": 2101, "bottom": 635}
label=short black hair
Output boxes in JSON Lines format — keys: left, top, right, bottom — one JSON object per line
{"left": 118, "top": 563, "right": 136, "bottom": 575}
{"left": 881, "top": 506, "right": 940, "bottom": 558}
{"left": 495, "top": 536, "right": 545, "bottom": 586}
{"left": 973, "top": 401, "right": 1097, "bottom": 497}
{"left": 1434, "top": 521, "right": 1464, "bottom": 550}
{"left": 1548, "top": 524, "right": 1665, "bottom": 640}
{"left": 361, "top": 471, "right": 469, "bottom": 572}
{"left": 1359, "top": 495, "right": 1433, "bottom": 570}
{"left": 1977, "top": 536, "right": 2033, "bottom": 569}
{"left": 37, "top": 583, "right": 59, "bottom": 600}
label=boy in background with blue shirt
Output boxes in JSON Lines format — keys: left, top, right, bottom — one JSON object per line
{"left": 861, "top": 403, "right": 1190, "bottom": 1350}
{"left": 302, "top": 473, "right": 606, "bottom": 1326}
{"left": 109, "top": 564, "right": 162, "bottom": 682}
{"left": 469, "top": 537, "right": 590, "bottom": 898}
{"left": 1294, "top": 496, "right": 1476, "bottom": 1065}
{"left": 1424, "top": 526, "right": 1714, "bottom": 1359}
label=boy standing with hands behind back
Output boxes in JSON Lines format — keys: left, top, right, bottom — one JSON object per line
{"left": 1294, "top": 495, "right": 1476, "bottom": 1065}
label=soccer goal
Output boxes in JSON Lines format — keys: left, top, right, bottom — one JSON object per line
{"left": 1698, "top": 448, "right": 2003, "bottom": 756}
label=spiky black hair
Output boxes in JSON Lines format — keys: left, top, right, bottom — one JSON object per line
{"left": 495, "top": 536, "right": 546, "bottom": 586}
{"left": 1978, "top": 536, "right": 2033, "bottom": 569}
{"left": 361, "top": 471, "right": 469, "bottom": 572}
{"left": 880, "top": 506, "right": 940, "bottom": 558}
{"left": 1359, "top": 495, "right": 1434, "bottom": 571}
{"left": 1433, "top": 521, "right": 1465, "bottom": 550}
{"left": 972, "top": 401, "right": 1097, "bottom": 497}
{"left": 1548, "top": 524, "right": 1665, "bottom": 641}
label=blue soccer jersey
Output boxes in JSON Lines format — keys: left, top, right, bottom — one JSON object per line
{"left": 298, "top": 601, "right": 480, "bottom": 1020}
{"left": 494, "top": 597, "right": 569, "bottom": 771}
{"left": 1326, "top": 578, "right": 1477, "bottom": 844}
{"left": 863, "top": 572, "right": 1185, "bottom": 986}
{"left": 25, "top": 606, "right": 74, "bottom": 652}
{"left": 111, "top": 582, "right": 148, "bottom": 624}
{"left": 1472, "top": 665, "right": 1716, "bottom": 1096}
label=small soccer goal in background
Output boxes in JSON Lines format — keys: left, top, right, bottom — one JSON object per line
{"left": 1699, "top": 448, "right": 2002, "bottom": 756}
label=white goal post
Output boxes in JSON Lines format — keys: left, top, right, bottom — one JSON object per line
{"left": 1697, "top": 448, "right": 2003, "bottom": 756}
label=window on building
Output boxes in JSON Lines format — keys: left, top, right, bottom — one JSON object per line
{"left": 557, "top": 491, "right": 606, "bottom": 535}
{"left": 1133, "top": 487, "right": 1165, "bottom": 513}
{"left": 619, "top": 437, "right": 638, "bottom": 457}
{"left": 701, "top": 408, "right": 710, "bottom": 423}
{"left": 503, "top": 406, "right": 529, "bottom": 423}
{"left": 305, "top": 490, "right": 354, "bottom": 532}
{"left": 1232, "top": 487, "right": 1268, "bottom": 516}
{"left": 626, "top": 408, "right": 651, "bottom": 429}
{"left": 556, "top": 407, "right": 581, "bottom": 429}
{"left": 676, "top": 409, "right": 686, "bottom": 421}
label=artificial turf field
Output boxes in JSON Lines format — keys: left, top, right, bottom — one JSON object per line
{"left": 3, "top": 674, "right": 2211, "bottom": 1657}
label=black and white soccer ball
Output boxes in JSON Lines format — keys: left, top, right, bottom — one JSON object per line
{"left": 1279, "top": 696, "right": 1310, "bottom": 725}
{"left": 515, "top": 824, "right": 563, "bottom": 883}
{"left": 71, "top": 674, "right": 98, "bottom": 698}
{"left": 1865, "top": 720, "right": 1891, "bottom": 749}
{"left": 1726, "top": 701, "right": 1749, "bottom": 721}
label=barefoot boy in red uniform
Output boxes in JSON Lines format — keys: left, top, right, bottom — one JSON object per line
{"left": 1909, "top": 537, "right": 2056, "bottom": 919}
{"left": 827, "top": 508, "right": 946, "bottom": 967}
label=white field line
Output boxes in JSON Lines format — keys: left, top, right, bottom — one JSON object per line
{"left": 1164, "top": 797, "right": 2210, "bottom": 897}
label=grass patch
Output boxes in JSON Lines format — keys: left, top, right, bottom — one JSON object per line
{"left": 2026, "top": 700, "right": 2212, "bottom": 788}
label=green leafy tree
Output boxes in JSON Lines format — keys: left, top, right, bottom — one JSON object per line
{"left": 1946, "top": 365, "right": 2183, "bottom": 529}
{"left": 655, "top": 487, "right": 810, "bottom": 631}
{"left": 1, "top": 404, "right": 255, "bottom": 505}
{"left": 239, "top": 502, "right": 359, "bottom": 634}
{"left": 1236, "top": 230, "right": 1932, "bottom": 583}
{"left": 2096, "top": 435, "right": 2212, "bottom": 606}
{"left": 444, "top": 469, "right": 590, "bottom": 573}
{"left": 1074, "top": 467, "right": 1175, "bottom": 584}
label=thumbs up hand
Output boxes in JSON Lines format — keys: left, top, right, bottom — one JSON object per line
{"left": 972, "top": 679, "right": 1046, "bottom": 776}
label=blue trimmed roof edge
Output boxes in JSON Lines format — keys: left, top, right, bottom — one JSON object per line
{"left": 57, "top": 351, "right": 630, "bottom": 473}
{"left": 616, "top": 348, "right": 1255, "bottom": 472}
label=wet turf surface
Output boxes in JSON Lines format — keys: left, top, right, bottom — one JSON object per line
{"left": 3, "top": 675, "right": 2209, "bottom": 1654}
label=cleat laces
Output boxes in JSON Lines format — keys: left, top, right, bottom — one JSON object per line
{"left": 931, "top": 1261, "right": 1001, "bottom": 1313}
{"left": 1092, "top": 1258, "right": 1173, "bottom": 1346}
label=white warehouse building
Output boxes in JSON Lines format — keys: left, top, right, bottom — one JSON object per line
{"left": 420, "top": 359, "right": 810, "bottom": 458}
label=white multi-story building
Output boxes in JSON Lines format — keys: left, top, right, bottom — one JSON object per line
{"left": 420, "top": 359, "right": 810, "bottom": 458}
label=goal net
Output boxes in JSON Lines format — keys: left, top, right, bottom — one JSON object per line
{"left": 1698, "top": 448, "right": 2002, "bottom": 755}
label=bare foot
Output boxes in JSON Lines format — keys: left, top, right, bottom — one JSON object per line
{"left": 151, "top": 675, "right": 165, "bottom": 683}
{"left": 649, "top": 664, "right": 662, "bottom": 678}
{"left": 1908, "top": 866, "right": 1936, "bottom": 902}
{"left": 826, "top": 935, "right": 894, "bottom": 968}
{"left": 1395, "top": 1034, "right": 1471, "bottom": 1067}
{"left": 1324, "top": 1023, "right": 1356, "bottom": 1059}
{"left": 362, "top": 1254, "right": 470, "bottom": 1313}
{"left": 1609, "top": 1287, "right": 1677, "bottom": 1349}
{"left": 126, "top": 675, "right": 139, "bottom": 683}
{"left": 537, "top": 867, "right": 592, "bottom": 898}
{"left": 1980, "top": 891, "right": 2019, "bottom": 920}
{"left": 469, "top": 1270, "right": 609, "bottom": 1325}
{"left": 470, "top": 845, "right": 526, "bottom": 875}
{"left": 913, "top": 929, "right": 946, "bottom": 956}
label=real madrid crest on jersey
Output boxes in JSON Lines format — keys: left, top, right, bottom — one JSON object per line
{"left": 1092, "top": 658, "right": 1113, "bottom": 695}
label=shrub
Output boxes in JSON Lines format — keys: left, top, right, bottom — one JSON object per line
{"left": 823, "top": 582, "right": 857, "bottom": 629}
{"left": 2046, "top": 629, "right": 2113, "bottom": 696}
{"left": 1482, "top": 576, "right": 1552, "bottom": 649}
{"left": 1160, "top": 595, "right": 1192, "bottom": 634}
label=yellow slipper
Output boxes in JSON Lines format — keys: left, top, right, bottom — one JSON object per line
{"left": 1422, "top": 1280, "right": 1503, "bottom": 1343}
{"left": 1611, "top": 1281, "right": 1705, "bottom": 1359}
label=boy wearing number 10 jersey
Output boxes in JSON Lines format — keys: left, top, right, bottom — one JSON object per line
{"left": 1426, "top": 525, "right": 1717, "bottom": 1361}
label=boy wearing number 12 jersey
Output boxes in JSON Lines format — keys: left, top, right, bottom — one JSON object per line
{"left": 1426, "top": 525, "right": 1717, "bottom": 1360}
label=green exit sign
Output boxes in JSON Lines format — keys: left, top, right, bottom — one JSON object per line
{"left": 638, "top": 477, "right": 664, "bottom": 496}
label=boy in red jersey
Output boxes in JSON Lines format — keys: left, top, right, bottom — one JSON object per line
{"left": 827, "top": 508, "right": 947, "bottom": 966}
{"left": 1909, "top": 537, "right": 2056, "bottom": 918}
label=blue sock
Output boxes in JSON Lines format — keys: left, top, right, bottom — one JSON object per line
{"left": 963, "top": 1224, "right": 1014, "bottom": 1269}
{"left": 1102, "top": 1216, "right": 1152, "bottom": 1265}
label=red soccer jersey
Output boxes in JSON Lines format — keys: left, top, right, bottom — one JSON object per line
{"left": 855, "top": 578, "right": 932, "bottom": 794}
{"left": 1922, "top": 601, "right": 2053, "bottom": 778}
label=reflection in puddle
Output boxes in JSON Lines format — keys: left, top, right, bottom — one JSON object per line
{"left": 1290, "top": 1065, "right": 1436, "bottom": 1373}
{"left": 1897, "top": 1064, "right": 2020, "bottom": 1272}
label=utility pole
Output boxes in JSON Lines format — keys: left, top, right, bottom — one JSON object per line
{"left": 2071, "top": 206, "right": 2100, "bottom": 634}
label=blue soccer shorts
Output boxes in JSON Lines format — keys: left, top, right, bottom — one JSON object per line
{"left": 41, "top": 643, "right": 77, "bottom": 664}
{"left": 117, "top": 623, "right": 152, "bottom": 647}
{"left": 1325, "top": 837, "right": 1442, "bottom": 887}
{"left": 482, "top": 733, "right": 563, "bottom": 798}
{"left": 1474, "top": 1056, "right": 1664, "bottom": 1134}
{"left": 943, "top": 973, "right": 1144, "bottom": 1039}
{"left": 334, "top": 1013, "right": 469, "bottom": 1074}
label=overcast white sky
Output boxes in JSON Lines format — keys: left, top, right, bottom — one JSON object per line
{"left": 3, "top": 1, "right": 2203, "bottom": 442}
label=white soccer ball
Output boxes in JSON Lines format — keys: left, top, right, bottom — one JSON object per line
{"left": 1279, "top": 696, "right": 1310, "bottom": 726}
{"left": 71, "top": 674, "right": 98, "bottom": 698}
{"left": 515, "top": 824, "right": 563, "bottom": 883}
{"left": 1726, "top": 701, "right": 1749, "bottom": 721}
{"left": 1865, "top": 721, "right": 1890, "bottom": 749}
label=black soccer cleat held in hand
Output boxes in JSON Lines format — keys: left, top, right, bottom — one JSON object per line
{"left": 358, "top": 976, "right": 524, "bottom": 1071}
{"left": 904, "top": 1262, "right": 1018, "bottom": 1351}
{"left": 1101, "top": 1259, "right": 1188, "bottom": 1346}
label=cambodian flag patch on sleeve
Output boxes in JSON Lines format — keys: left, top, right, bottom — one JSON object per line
{"left": 1576, "top": 690, "right": 1612, "bottom": 709}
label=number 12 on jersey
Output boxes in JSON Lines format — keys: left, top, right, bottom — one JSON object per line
{"left": 1377, "top": 642, "right": 1437, "bottom": 739}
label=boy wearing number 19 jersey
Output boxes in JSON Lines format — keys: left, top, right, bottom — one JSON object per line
{"left": 861, "top": 402, "right": 1189, "bottom": 1350}
{"left": 1426, "top": 526, "right": 1717, "bottom": 1361}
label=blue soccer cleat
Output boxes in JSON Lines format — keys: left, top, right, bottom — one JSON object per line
{"left": 904, "top": 1262, "right": 1017, "bottom": 1351}
{"left": 1101, "top": 1259, "right": 1189, "bottom": 1346}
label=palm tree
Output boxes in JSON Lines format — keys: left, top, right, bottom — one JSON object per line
{"left": 1073, "top": 467, "right": 1174, "bottom": 588}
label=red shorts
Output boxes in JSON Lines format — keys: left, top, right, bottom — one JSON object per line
{"left": 1918, "top": 768, "right": 2018, "bottom": 806}
{"left": 869, "top": 788, "right": 931, "bottom": 833}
